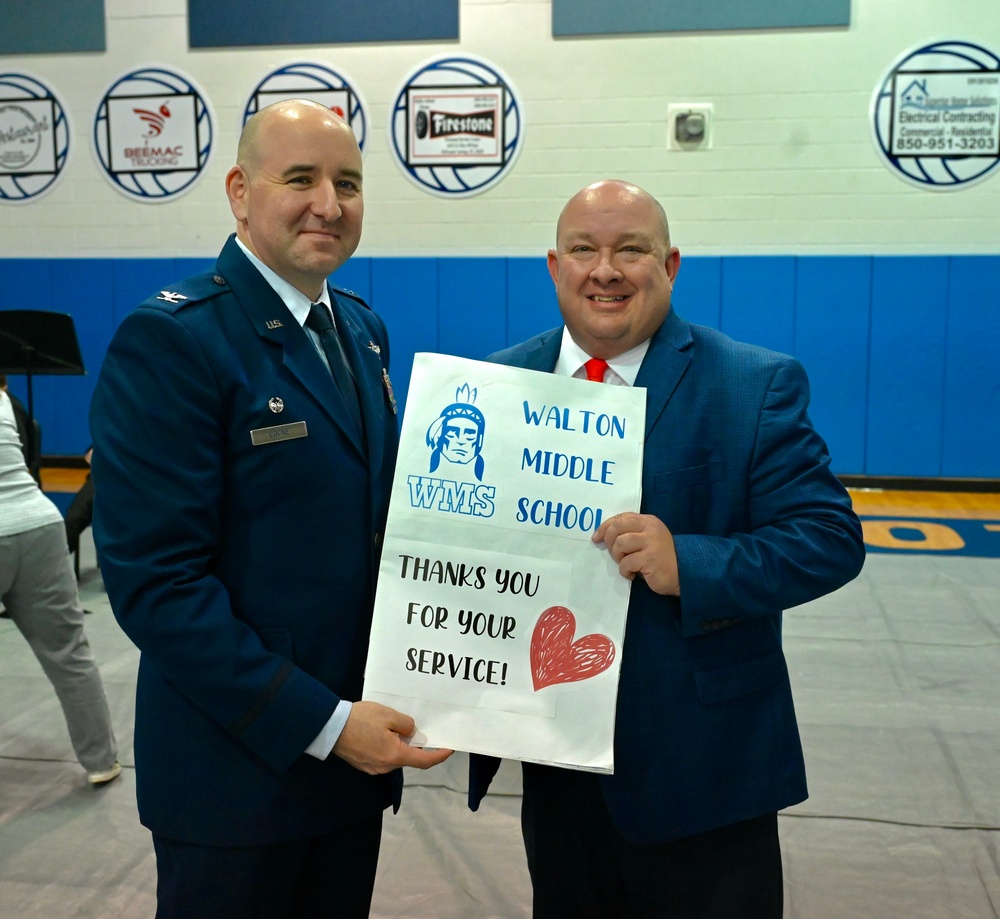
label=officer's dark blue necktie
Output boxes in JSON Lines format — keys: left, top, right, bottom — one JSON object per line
{"left": 306, "top": 301, "right": 362, "bottom": 433}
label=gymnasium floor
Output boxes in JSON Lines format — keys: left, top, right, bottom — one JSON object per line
{"left": 1, "top": 487, "right": 998, "bottom": 918}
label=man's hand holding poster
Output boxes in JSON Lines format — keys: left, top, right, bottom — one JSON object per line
{"left": 363, "top": 353, "right": 645, "bottom": 772}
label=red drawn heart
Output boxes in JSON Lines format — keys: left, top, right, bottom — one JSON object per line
{"left": 530, "top": 605, "right": 616, "bottom": 692}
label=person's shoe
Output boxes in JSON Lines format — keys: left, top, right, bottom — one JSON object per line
{"left": 87, "top": 761, "right": 122, "bottom": 785}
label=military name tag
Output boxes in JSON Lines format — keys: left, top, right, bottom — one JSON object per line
{"left": 250, "top": 421, "right": 308, "bottom": 445}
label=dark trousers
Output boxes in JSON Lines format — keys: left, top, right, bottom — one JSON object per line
{"left": 152, "top": 813, "right": 382, "bottom": 919}
{"left": 521, "top": 764, "right": 783, "bottom": 919}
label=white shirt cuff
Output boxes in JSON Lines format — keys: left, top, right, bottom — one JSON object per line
{"left": 305, "top": 699, "right": 352, "bottom": 760}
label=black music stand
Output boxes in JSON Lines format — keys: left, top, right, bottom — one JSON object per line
{"left": 0, "top": 310, "right": 86, "bottom": 426}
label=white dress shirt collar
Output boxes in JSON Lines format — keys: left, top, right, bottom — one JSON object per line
{"left": 554, "top": 327, "right": 650, "bottom": 387}
{"left": 234, "top": 237, "right": 328, "bottom": 328}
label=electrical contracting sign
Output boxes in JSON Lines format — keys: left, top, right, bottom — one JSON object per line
{"left": 871, "top": 40, "right": 1000, "bottom": 190}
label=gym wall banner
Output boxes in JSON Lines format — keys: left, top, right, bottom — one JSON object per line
{"left": 871, "top": 40, "right": 1000, "bottom": 190}
{"left": 92, "top": 67, "right": 214, "bottom": 203}
{"left": 0, "top": 73, "right": 70, "bottom": 204}
{"left": 389, "top": 55, "right": 524, "bottom": 198}
{"left": 241, "top": 62, "right": 369, "bottom": 153}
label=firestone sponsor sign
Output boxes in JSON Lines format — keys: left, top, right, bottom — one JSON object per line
{"left": 389, "top": 55, "right": 524, "bottom": 198}
{"left": 407, "top": 88, "right": 504, "bottom": 165}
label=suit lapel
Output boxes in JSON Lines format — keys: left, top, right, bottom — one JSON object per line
{"left": 217, "top": 238, "right": 366, "bottom": 454}
{"left": 518, "top": 331, "right": 562, "bottom": 372}
{"left": 634, "top": 310, "right": 693, "bottom": 441}
{"left": 329, "top": 293, "right": 384, "bottom": 470}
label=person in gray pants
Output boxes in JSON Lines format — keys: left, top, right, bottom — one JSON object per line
{"left": 0, "top": 385, "right": 119, "bottom": 784}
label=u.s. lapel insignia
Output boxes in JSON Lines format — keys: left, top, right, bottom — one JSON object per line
{"left": 265, "top": 319, "right": 283, "bottom": 329}
{"left": 157, "top": 291, "right": 188, "bottom": 303}
{"left": 268, "top": 396, "right": 284, "bottom": 413}
{"left": 367, "top": 341, "right": 381, "bottom": 355}
{"left": 382, "top": 368, "right": 397, "bottom": 414}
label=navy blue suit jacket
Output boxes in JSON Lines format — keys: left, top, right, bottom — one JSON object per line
{"left": 91, "top": 236, "right": 401, "bottom": 845}
{"left": 470, "top": 309, "right": 865, "bottom": 846}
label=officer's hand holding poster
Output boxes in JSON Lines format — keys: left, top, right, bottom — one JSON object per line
{"left": 363, "top": 353, "right": 645, "bottom": 772}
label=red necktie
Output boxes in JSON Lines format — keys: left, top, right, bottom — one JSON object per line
{"left": 584, "top": 357, "right": 609, "bottom": 383}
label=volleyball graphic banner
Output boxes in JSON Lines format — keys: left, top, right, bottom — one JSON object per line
{"left": 0, "top": 73, "right": 70, "bottom": 204}
{"left": 389, "top": 55, "right": 524, "bottom": 197}
{"left": 241, "top": 62, "right": 369, "bottom": 152}
{"left": 92, "top": 67, "right": 213, "bottom": 202}
{"left": 363, "top": 353, "right": 645, "bottom": 772}
{"left": 870, "top": 40, "right": 1000, "bottom": 190}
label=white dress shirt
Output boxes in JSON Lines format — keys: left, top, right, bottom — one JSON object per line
{"left": 553, "top": 326, "right": 649, "bottom": 386}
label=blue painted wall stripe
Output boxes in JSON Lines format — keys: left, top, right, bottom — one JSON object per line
{"left": 438, "top": 258, "right": 507, "bottom": 361}
{"left": 720, "top": 256, "right": 796, "bottom": 356}
{"left": 1, "top": 254, "right": 997, "bottom": 479}
{"left": 942, "top": 255, "right": 1000, "bottom": 477}
{"left": 370, "top": 258, "right": 440, "bottom": 419}
{"left": 867, "top": 257, "right": 950, "bottom": 476}
{"left": 794, "top": 257, "right": 871, "bottom": 474}
{"left": 673, "top": 256, "right": 722, "bottom": 331}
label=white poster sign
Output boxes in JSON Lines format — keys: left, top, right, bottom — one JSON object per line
{"left": 363, "top": 353, "right": 645, "bottom": 772}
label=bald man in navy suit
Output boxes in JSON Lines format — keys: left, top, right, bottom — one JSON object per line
{"left": 91, "top": 100, "right": 449, "bottom": 919}
{"left": 469, "top": 180, "right": 865, "bottom": 919}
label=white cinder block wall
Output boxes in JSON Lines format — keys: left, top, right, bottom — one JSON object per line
{"left": 0, "top": 0, "right": 998, "bottom": 258}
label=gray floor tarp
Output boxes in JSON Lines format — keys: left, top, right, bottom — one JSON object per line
{"left": 2, "top": 534, "right": 998, "bottom": 917}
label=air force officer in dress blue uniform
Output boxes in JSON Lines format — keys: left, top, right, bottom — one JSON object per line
{"left": 469, "top": 180, "right": 866, "bottom": 919}
{"left": 90, "top": 100, "right": 450, "bottom": 919}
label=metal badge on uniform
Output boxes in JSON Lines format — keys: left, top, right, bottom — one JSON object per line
{"left": 382, "top": 368, "right": 397, "bottom": 414}
{"left": 250, "top": 421, "right": 308, "bottom": 445}
{"left": 268, "top": 396, "right": 284, "bottom": 413}
{"left": 157, "top": 291, "right": 188, "bottom": 303}
{"left": 367, "top": 341, "right": 381, "bottom": 355}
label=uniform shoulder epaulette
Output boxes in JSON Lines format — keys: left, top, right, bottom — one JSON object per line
{"left": 331, "top": 285, "right": 372, "bottom": 311}
{"left": 138, "top": 270, "right": 231, "bottom": 315}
